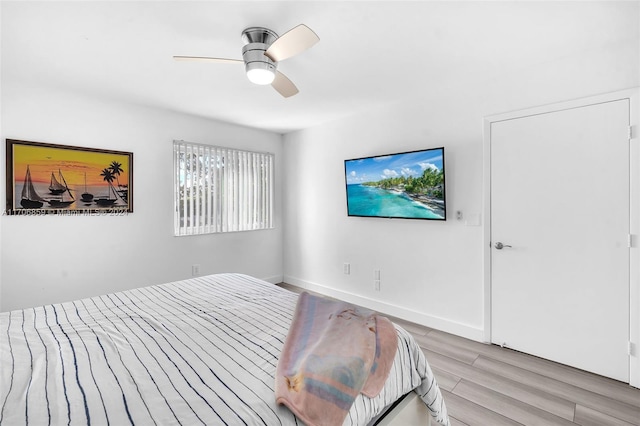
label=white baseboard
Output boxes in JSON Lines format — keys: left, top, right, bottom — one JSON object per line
{"left": 284, "top": 275, "right": 484, "bottom": 342}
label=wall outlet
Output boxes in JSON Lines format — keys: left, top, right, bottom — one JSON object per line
{"left": 192, "top": 264, "right": 200, "bottom": 276}
{"left": 343, "top": 263, "right": 351, "bottom": 275}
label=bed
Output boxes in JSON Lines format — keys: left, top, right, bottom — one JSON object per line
{"left": 0, "top": 273, "right": 449, "bottom": 425}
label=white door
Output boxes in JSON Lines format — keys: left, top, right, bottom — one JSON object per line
{"left": 490, "top": 98, "right": 630, "bottom": 382}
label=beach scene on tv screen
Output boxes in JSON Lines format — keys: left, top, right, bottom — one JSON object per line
{"left": 345, "top": 148, "right": 445, "bottom": 220}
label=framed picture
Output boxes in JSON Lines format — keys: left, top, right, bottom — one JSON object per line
{"left": 6, "top": 139, "right": 133, "bottom": 214}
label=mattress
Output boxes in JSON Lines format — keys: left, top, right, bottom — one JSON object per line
{"left": 0, "top": 273, "right": 448, "bottom": 425}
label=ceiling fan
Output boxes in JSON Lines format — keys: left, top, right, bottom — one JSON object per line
{"left": 174, "top": 24, "right": 319, "bottom": 98}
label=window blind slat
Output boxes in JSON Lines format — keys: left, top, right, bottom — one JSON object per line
{"left": 187, "top": 144, "right": 194, "bottom": 235}
{"left": 208, "top": 146, "right": 214, "bottom": 233}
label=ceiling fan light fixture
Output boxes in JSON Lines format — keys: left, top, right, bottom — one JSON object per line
{"left": 241, "top": 28, "right": 278, "bottom": 86}
{"left": 246, "top": 63, "right": 276, "bottom": 85}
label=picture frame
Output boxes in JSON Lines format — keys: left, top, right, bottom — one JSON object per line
{"left": 6, "top": 139, "right": 133, "bottom": 214}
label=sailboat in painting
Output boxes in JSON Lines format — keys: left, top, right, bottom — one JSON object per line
{"left": 20, "top": 165, "right": 46, "bottom": 208}
{"left": 94, "top": 181, "right": 118, "bottom": 206}
{"left": 49, "top": 172, "right": 66, "bottom": 194}
{"left": 81, "top": 173, "right": 94, "bottom": 202}
{"left": 47, "top": 169, "right": 75, "bottom": 208}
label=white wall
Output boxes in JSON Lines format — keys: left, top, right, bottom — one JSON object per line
{"left": 0, "top": 82, "right": 283, "bottom": 312}
{"left": 0, "top": 1, "right": 3, "bottom": 313}
{"left": 282, "top": 12, "right": 640, "bottom": 341}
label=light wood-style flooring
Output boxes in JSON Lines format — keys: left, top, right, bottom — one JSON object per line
{"left": 277, "top": 283, "right": 640, "bottom": 426}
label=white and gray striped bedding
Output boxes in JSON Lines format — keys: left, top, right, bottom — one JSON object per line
{"left": 0, "top": 273, "right": 449, "bottom": 425}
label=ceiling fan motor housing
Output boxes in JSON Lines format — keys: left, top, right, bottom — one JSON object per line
{"left": 241, "top": 27, "right": 278, "bottom": 84}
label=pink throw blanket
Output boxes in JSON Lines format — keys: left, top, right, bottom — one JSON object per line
{"left": 275, "top": 292, "right": 397, "bottom": 426}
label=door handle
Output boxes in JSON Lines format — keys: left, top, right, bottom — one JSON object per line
{"left": 494, "top": 242, "right": 512, "bottom": 250}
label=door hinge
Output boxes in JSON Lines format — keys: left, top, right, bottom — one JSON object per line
{"left": 629, "top": 126, "right": 634, "bottom": 140}
{"left": 629, "top": 341, "right": 635, "bottom": 357}
{"left": 628, "top": 234, "right": 633, "bottom": 248}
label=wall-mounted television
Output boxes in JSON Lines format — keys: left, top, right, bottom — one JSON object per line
{"left": 344, "top": 147, "right": 446, "bottom": 220}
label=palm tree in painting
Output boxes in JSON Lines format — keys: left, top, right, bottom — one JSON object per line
{"left": 101, "top": 167, "right": 114, "bottom": 183}
{"left": 109, "top": 161, "right": 123, "bottom": 187}
{"left": 109, "top": 160, "right": 128, "bottom": 201}
{"left": 95, "top": 167, "right": 117, "bottom": 206}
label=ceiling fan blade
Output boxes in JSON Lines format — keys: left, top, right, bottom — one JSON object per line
{"left": 271, "top": 71, "right": 299, "bottom": 98}
{"left": 265, "top": 24, "right": 319, "bottom": 62}
{"left": 173, "top": 55, "right": 243, "bottom": 64}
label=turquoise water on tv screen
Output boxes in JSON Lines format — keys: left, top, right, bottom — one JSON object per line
{"left": 346, "top": 184, "right": 444, "bottom": 219}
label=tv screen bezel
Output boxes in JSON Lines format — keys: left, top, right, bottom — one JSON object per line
{"left": 344, "top": 147, "right": 446, "bottom": 221}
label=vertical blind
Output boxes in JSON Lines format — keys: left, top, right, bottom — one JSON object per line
{"left": 173, "top": 140, "right": 274, "bottom": 235}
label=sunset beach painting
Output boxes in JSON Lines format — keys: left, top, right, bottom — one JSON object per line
{"left": 344, "top": 147, "right": 446, "bottom": 220}
{"left": 6, "top": 139, "right": 133, "bottom": 213}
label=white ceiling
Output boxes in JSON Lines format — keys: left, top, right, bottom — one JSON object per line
{"left": 2, "top": 1, "right": 636, "bottom": 133}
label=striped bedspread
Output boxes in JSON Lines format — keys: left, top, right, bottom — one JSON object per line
{"left": 0, "top": 273, "right": 449, "bottom": 425}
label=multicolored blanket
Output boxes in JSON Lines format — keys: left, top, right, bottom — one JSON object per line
{"left": 275, "top": 292, "right": 397, "bottom": 426}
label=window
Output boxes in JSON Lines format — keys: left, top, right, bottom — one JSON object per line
{"left": 173, "top": 140, "right": 274, "bottom": 235}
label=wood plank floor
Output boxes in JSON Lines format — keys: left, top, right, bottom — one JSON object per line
{"left": 277, "top": 283, "right": 640, "bottom": 426}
